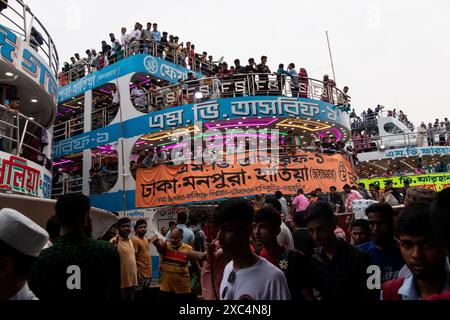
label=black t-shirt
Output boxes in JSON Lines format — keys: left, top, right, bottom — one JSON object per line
{"left": 310, "top": 240, "right": 377, "bottom": 301}
{"left": 234, "top": 66, "right": 246, "bottom": 74}
{"left": 257, "top": 64, "right": 271, "bottom": 74}
{"left": 102, "top": 44, "right": 112, "bottom": 55}
{"left": 292, "top": 228, "right": 315, "bottom": 258}
{"left": 244, "top": 65, "right": 257, "bottom": 74}
{"left": 255, "top": 246, "right": 314, "bottom": 301}
{"left": 330, "top": 193, "right": 345, "bottom": 213}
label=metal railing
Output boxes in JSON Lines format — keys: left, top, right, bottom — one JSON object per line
{"left": 51, "top": 176, "right": 83, "bottom": 197}
{"left": 352, "top": 131, "right": 450, "bottom": 153}
{"left": 53, "top": 114, "right": 84, "bottom": 141}
{"left": 130, "top": 74, "right": 350, "bottom": 113}
{"left": 91, "top": 104, "right": 119, "bottom": 130}
{"left": 57, "top": 42, "right": 215, "bottom": 85}
{"left": 89, "top": 171, "right": 118, "bottom": 195}
{"left": 351, "top": 109, "right": 415, "bottom": 132}
{"left": 0, "top": 0, "right": 59, "bottom": 75}
{"left": 52, "top": 171, "right": 119, "bottom": 197}
{"left": 0, "top": 104, "right": 52, "bottom": 167}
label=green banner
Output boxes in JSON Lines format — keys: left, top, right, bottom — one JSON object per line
{"left": 358, "top": 173, "right": 450, "bottom": 192}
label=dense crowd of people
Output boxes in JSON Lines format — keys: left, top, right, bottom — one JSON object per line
{"left": 350, "top": 105, "right": 415, "bottom": 131}
{"left": 2, "top": 182, "right": 450, "bottom": 301}
{"left": 350, "top": 105, "right": 450, "bottom": 153}
{"left": 130, "top": 135, "right": 357, "bottom": 175}
{"left": 57, "top": 20, "right": 336, "bottom": 98}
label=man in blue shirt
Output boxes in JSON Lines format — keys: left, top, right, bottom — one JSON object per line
{"left": 152, "top": 23, "right": 161, "bottom": 42}
{"left": 359, "top": 203, "right": 405, "bottom": 283}
{"left": 166, "top": 211, "right": 194, "bottom": 247}
{"left": 287, "top": 63, "right": 299, "bottom": 95}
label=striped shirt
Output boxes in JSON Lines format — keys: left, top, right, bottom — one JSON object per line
{"left": 160, "top": 243, "right": 192, "bottom": 294}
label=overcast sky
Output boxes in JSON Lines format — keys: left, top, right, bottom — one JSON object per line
{"left": 25, "top": 0, "right": 450, "bottom": 125}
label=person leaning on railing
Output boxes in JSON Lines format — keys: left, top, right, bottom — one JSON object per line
{"left": 58, "top": 63, "right": 70, "bottom": 86}
{"left": 130, "top": 83, "right": 148, "bottom": 112}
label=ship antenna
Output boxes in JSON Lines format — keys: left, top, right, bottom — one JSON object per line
{"left": 326, "top": 31, "right": 337, "bottom": 84}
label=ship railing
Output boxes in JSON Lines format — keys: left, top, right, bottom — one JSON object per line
{"left": 352, "top": 131, "right": 450, "bottom": 154}
{"left": 0, "top": 104, "right": 52, "bottom": 167}
{"left": 129, "top": 74, "right": 350, "bottom": 113}
{"left": 0, "top": 0, "right": 59, "bottom": 76}
{"left": 52, "top": 177, "right": 83, "bottom": 197}
{"left": 53, "top": 114, "right": 84, "bottom": 142}
{"left": 89, "top": 171, "right": 118, "bottom": 195}
{"left": 121, "top": 42, "right": 214, "bottom": 73}
{"left": 351, "top": 117, "right": 378, "bottom": 131}
{"left": 351, "top": 109, "right": 416, "bottom": 132}
{"left": 57, "top": 42, "right": 217, "bottom": 85}
{"left": 91, "top": 104, "right": 120, "bottom": 130}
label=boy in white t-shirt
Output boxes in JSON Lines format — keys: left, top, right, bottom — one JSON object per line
{"left": 213, "top": 198, "right": 291, "bottom": 300}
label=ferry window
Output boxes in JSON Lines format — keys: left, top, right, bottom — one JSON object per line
{"left": 54, "top": 95, "right": 85, "bottom": 142}
{"left": 52, "top": 154, "right": 83, "bottom": 198}
{"left": 383, "top": 122, "right": 404, "bottom": 134}
{"left": 90, "top": 145, "right": 119, "bottom": 195}
{"left": 129, "top": 73, "right": 170, "bottom": 113}
{"left": 92, "top": 83, "right": 120, "bottom": 130}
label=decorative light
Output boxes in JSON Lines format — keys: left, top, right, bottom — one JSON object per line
{"left": 194, "top": 92, "right": 204, "bottom": 100}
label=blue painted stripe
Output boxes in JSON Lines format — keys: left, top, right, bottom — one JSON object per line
{"left": 53, "top": 124, "right": 121, "bottom": 158}
{"left": 54, "top": 96, "right": 349, "bottom": 158}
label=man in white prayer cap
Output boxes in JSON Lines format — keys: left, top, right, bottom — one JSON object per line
{"left": 0, "top": 208, "right": 49, "bottom": 300}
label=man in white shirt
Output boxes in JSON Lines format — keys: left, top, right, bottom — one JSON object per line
{"left": 130, "top": 83, "right": 148, "bottom": 112}
{"left": 90, "top": 49, "right": 99, "bottom": 71}
{"left": 129, "top": 23, "right": 142, "bottom": 55}
{"left": 0, "top": 208, "right": 49, "bottom": 300}
{"left": 214, "top": 198, "right": 291, "bottom": 300}
{"left": 111, "top": 84, "right": 120, "bottom": 106}
{"left": 120, "top": 27, "right": 130, "bottom": 55}
{"left": 153, "top": 148, "right": 168, "bottom": 164}
{"left": 275, "top": 191, "right": 289, "bottom": 217}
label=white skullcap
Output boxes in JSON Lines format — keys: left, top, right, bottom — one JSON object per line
{"left": 0, "top": 208, "right": 49, "bottom": 257}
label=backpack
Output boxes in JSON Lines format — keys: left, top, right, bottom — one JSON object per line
{"left": 382, "top": 278, "right": 405, "bottom": 300}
